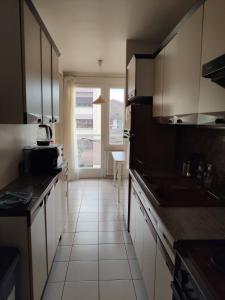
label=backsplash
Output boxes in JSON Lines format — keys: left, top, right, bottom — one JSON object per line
{"left": 176, "top": 126, "right": 225, "bottom": 193}
{"left": 0, "top": 125, "right": 38, "bottom": 189}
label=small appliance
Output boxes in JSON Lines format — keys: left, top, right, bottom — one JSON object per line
{"left": 37, "top": 124, "right": 53, "bottom": 146}
{"left": 23, "top": 144, "right": 63, "bottom": 173}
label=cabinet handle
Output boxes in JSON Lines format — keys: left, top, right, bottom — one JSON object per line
{"left": 215, "top": 118, "right": 225, "bottom": 124}
{"left": 37, "top": 118, "right": 41, "bottom": 123}
{"left": 177, "top": 119, "right": 182, "bottom": 124}
{"left": 39, "top": 201, "right": 44, "bottom": 207}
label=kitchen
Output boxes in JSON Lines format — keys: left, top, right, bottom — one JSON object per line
{"left": 0, "top": 0, "right": 225, "bottom": 300}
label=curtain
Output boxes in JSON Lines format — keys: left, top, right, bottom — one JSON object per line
{"left": 63, "top": 77, "right": 79, "bottom": 180}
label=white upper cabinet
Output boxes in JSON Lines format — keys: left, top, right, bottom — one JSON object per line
{"left": 199, "top": 0, "right": 225, "bottom": 113}
{"left": 174, "top": 6, "right": 203, "bottom": 115}
{"left": 153, "top": 49, "right": 164, "bottom": 117}
{"left": 127, "top": 55, "right": 154, "bottom": 100}
{"left": 162, "top": 35, "right": 178, "bottom": 117}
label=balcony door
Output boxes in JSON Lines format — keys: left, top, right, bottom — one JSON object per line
{"left": 75, "top": 87, "right": 102, "bottom": 177}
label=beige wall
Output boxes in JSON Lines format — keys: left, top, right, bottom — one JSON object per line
{"left": 0, "top": 124, "right": 37, "bottom": 188}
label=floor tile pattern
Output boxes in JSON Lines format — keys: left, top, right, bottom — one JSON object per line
{"left": 42, "top": 179, "right": 148, "bottom": 300}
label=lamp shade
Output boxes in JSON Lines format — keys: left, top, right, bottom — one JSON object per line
{"left": 93, "top": 95, "right": 107, "bottom": 104}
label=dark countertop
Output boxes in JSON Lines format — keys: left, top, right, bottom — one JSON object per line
{"left": 131, "top": 169, "right": 225, "bottom": 247}
{"left": 0, "top": 169, "right": 62, "bottom": 223}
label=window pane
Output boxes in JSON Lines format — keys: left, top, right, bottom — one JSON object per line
{"left": 75, "top": 87, "right": 101, "bottom": 168}
{"left": 109, "top": 88, "right": 124, "bottom": 145}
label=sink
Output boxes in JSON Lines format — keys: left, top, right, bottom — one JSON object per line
{"left": 142, "top": 172, "right": 225, "bottom": 207}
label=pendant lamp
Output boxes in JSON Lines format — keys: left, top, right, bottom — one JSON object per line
{"left": 93, "top": 59, "right": 107, "bottom": 105}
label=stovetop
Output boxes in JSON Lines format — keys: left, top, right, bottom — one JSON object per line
{"left": 139, "top": 170, "right": 225, "bottom": 207}
{"left": 177, "top": 244, "right": 225, "bottom": 300}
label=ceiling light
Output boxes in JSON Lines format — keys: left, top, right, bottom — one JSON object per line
{"left": 93, "top": 59, "right": 107, "bottom": 105}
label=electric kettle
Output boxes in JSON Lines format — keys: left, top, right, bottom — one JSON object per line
{"left": 37, "top": 124, "right": 53, "bottom": 146}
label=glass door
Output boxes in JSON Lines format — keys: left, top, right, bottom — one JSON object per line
{"left": 75, "top": 87, "right": 102, "bottom": 177}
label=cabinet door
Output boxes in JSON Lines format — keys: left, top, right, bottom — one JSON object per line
{"left": 142, "top": 217, "right": 157, "bottom": 300}
{"left": 55, "top": 179, "right": 64, "bottom": 244}
{"left": 174, "top": 6, "right": 203, "bottom": 115}
{"left": 45, "top": 186, "right": 56, "bottom": 273}
{"left": 134, "top": 201, "right": 145, "bottom": 270}
{"left": 52, "top": 48, "right": 60, "bottom": 123}
{"left": 24, "top": 2, "right": 42, "bottom": 124}
{"left": 154, "top": 241, "right": 173, "bottom": 300}
{"left": 41, "top": 31, "right": 52, "bottom": 123}
{"left": 199, "top": 0, "right": 225, "bottom": 113}
{"left": 127, "top": 56, "right": 136, "bottom": 99}
{"left": 130, "top": 185, "right": 137, "bottom": 243}
{"left": 162, "top": 35, "right": 178, "bottom": 117}
{"left": 153, "top": 49, "right": 164, "bottom": 117}
{"left": 31, "top": 202, "right": 47, "bottom": 300}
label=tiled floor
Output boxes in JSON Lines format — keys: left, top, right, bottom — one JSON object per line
{"left": 42, "top": 179, "right": 148, "bottom": 300}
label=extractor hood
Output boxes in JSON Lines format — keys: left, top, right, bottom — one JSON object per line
{"left": 202, "top": 53, "right": 225, "bottom": 88}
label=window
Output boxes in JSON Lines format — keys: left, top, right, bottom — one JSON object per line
{"left": 109, "top": 88, "right": 124, "bottom": 145}
{"left": 76, "top": 119, "right": 93, "bottom": 128}
{"left": 75, "top": 87, "right": 101, "bottom": 169}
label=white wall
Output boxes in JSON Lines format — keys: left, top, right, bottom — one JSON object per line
{"left": 0, "top": 124, "right": 38, "bottom": 188}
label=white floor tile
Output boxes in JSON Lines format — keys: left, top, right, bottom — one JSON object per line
{"left": 133, "top": 280, "right": 148, "bottom": 300}
{"left": 76, "top": 221, "right": 98, "bottom": 232}
{"left": 125, "top": 244, "right": 136, "bottom": 259}
{"left": 62, "top": 281, "right": 98, "bottom": 300}
{"left": 99, "top": 231, "right": 124, "bottom": 244}
{"left": 60, "top": 233, "right": 75, "bottom": 246}
{"left": 99, "top": 280, "right": 136, "bottom": 300}
{"left": 55, "top": 246, "right": 71, "bottom": 262}
{"left": 99, "top": 244, "right": 127, "bottom": 260}
{"left": 99, "top": 221, "right": 124, "bottom": 231}
{"left": 129, "top": 259, "right": 142, "bottom": 279}
{"left": 48, "top": 262, "right": 68, "bottom": 282}
{"left": 70, "top": 245, "right": 98, "bottom": 261}
{"left": 42, "top": 282, "right": 64, "bottom": 300}
{"left": 66, "top": 261, "right": 98, "bottom": 281}
{"left": 99, "top": 260, "right": 131, "bottom": 280}
{"left": 74, "top": 232, "right": 98, "bottom": 244}
{"left": 78, "top": 213, "right": 99, "bottom": 222}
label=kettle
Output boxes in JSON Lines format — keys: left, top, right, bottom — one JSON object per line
{"left": 37, "top": 124, "right": 53, "bottom": 146}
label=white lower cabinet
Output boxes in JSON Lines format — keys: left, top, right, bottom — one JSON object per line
{"left": 130, "top": 186, "right": 137, "bottom": 243}
{"left": 130, "top": 180, "right": 173, "bottom": 300}
{"left": 142, "top": 217, "right": 157, "bottom": 300}
{"left": 30, "top": 202, "right": 47, "bottom": 300}
{"left": 45, "top": 185, "right": 57, "bottom": 273}
{"left": 154, "top": 240, "right": 173, "bottom": 300}
{"left": 134, "top": 202, "right": 145, "bottom": 268}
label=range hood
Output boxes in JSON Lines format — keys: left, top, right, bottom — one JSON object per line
{"left": 202, "top": 53, "right": 225, "bottom": 88}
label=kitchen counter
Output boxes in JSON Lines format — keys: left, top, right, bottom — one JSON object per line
{"left": 130, "top": 169, "right": 225, "bottom": 248}
{"left": 0, "top": 168, "right": 63, "bottom": 224}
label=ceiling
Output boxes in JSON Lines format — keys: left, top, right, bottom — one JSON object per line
{"left": 33, "top": 0, "right": 197, "bottom": 75}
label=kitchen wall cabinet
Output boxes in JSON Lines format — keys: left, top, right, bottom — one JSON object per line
{"left": 153, "top": 6, "right": 204, "bottom": 118}
{"left": 153, "top": 49, "right": 164, "bottom": 117}
{"left": 45, "top": 186, "right": 56, "bottom": 273}
{"left": 162, "top": 35, "right": 178, "bottom": 117}
{"left": 52, "top": 49, "right": 60, "bottom": 123}
{"left": 24, "top": 2, "right": 42, "bottom": 123}
{"left": 41, "top": 31, "right": 53, "bottom": 124}
{"left": 174, "top": 6, "right": 203, "bottom": 116}
{"left": 154, "top": 240, "right": 173, "bottom": 300}
{"left": 198, "top": 0, "right": 225, "bottom": 113}
{"left": 127, "top": 54, "right": 154, "bottom": 101}
{"left": 0, "top": 0, "right": 60, "bottom": 124}
{"left": 30, "top": 202, "right": 47, "bottom": 300}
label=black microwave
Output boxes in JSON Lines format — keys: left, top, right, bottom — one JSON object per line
{"left": 23, "top": 144, "right": 64, "bottom": 173}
